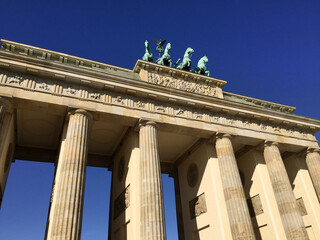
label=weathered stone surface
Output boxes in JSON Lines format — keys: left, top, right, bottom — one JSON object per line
{"left": 139, "top": 120, "right": 166, "bottom": 240}
{"left": 215, "top": 133, "right": 256, "bottom": 240}
{"left": 264, "top": 142, "right": 309, "bottom": 239}
{"left": 189, "top": 193, "right": 207, "bottom": 219}
{"left": 47, "top": 109, "right": 91, "bottom": 240}
{"left": 306, "top": 148, "right": 320, "bottom": 201}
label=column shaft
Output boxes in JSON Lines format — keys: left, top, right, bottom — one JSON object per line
{"left": 47, "top": 109, "right": 91, "bottom": 240}
{"left": 264, "top": 142, "right": 308, "bottom": 239}
{"left": 215, "top": 133, "right": 256, "bottom": 240}
{"left": 139, "top": 121, "right": 166, "bottom": 240}
{"left": 306, "top": 148, "right": 320, "bottom": 201}
{"left": 0, "top": 97, "right": 13, "bottom": 208}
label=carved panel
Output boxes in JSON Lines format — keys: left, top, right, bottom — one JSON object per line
{"left": 147, "top": 72, "right": 218, "bottom": 97}
{"left": 189, "top": 193, "right": 207, "bottom": 219}
{"left": 247, "top": 194, "right": 263, "bottom": 217}
{"left": 113, "top": 185, "right": 130, "bottom": 219}
{"left": 296, "top": 197, "right": 307, "bottom": 216}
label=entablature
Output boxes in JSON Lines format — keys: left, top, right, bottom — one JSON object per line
{"left": 0, "top": 39, "right": 319, "bottom": 148}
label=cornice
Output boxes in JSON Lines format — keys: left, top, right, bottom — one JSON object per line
{"left": 223, "top": 92, "right": 296, "bottom": 114}
{"left": 0, "top": 39, "right": 130, "bottom": 73}
{"left": 0, "top": 39, "right": 319, "bottom": 134}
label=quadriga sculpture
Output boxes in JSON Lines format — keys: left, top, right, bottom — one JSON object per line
{"left": 191, "top": 56, "right": 210, "bottom": 76}
{"left": 155, "top": 43, "right": 172, "bottom": 67}
{"left": 176, "top": 47, "right": 194, "bottom": 71}
{"left": 142, "top": 40, "right": 153, "bottom": 62}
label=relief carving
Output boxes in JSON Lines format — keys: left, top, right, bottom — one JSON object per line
{"left": 8, "top": 75, "right": 24, "bottom": 85}
{"left": 175, "top": 107, "right": 185, "bottom": 116}
{"left": 193, "top": 111, "right": 203, "bottom": 119}
{"left": 65, "top": 86, "right": 78, "bottom": 95}
{"left": 113, "top": 185, "right": 130, "bottom": 219}
{"left": 155, "top": 104, "right": 166, "bottom": 113}
{"left": 296, "top": 197, "right": 307, "bottom": 216}
{"left": 148, "top": 72, "right": 218, "bottom": 97}
{"left": 89, "top": 92, "right": 100, "bottom": 100}
{"left": 136, "top": 100, "right": 145, "bottom": 108}
{"left": 189, "top": 193, "right": 207, "bottom": 219}
{"left": 247, "top": 194, "right": 263, "bottom": 217}
{"left": 113, "top": 95, "right": 124, "bottom": 105}
{"left": 38, "top": 82, "right": 50, "bottom": 91}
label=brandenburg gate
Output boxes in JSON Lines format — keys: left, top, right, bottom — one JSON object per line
{"left": 0, "top": 39, "right": 319, "bottom": 240}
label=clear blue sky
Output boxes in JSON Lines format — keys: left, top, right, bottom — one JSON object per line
{"left": 0, "top": 0, "right": 319, "bottom": 239}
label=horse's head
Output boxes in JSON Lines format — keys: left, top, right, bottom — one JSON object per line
{"left": 144, "top": 40, "right": 149, "bottom": 47}
{"left": 165, "top": 43, "right": 171, "bottom": 51}
{"left": 186, "top": 47, "right": 194, "bottom": 55}
{"left": 201, "top": 56, "right": 208, "bottom": 63}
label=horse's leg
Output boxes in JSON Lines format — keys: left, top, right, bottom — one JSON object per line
{"left": 206, "top": 70, "right": 210, "bottom": 76}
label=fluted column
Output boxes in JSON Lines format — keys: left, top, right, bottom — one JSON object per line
{"left": 215, "top": 133, "right": 256, "bottom": 240}
{"left": 47, "top": 109, "right": 91, "bottom": 240}
{"left": 264, "top": 141, "right": 308, "bottom": 239}
{"left": 306, "top": 148, "right": 320, "bottom": 201}
{"left": 139, "top": 120, "right": 166, "bottom": 240}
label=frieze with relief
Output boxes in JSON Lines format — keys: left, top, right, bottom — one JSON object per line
{"left": 147, "top": 72, "right": 218, "bottom": 97}
{"left": 0, "top": 70, "right": 315, "bottom": 140}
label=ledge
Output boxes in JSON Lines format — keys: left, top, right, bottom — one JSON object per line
{"left": 224, "top": 92, "right": 296, "bottom": 114}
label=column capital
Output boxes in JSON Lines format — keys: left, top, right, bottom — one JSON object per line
{"left": 307, "top": 147, "right": 320, "bottom": 154}
{"left": 68, "top": 109, "right": 93, "bottom": 120}
{"left": 215, "top": 132, "right": 232, "bottom": 140}
{"left": 138, "top": 119, "right": 158, "bottom": 129}
{"left": 264, "top": 140, "right": 279, "bottom": 148}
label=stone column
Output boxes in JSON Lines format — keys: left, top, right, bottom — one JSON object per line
{"left": 306, "top": 148, "right": 320, "bottom": 201}
{"left": 47, "top": 109, "right": 91, "bottom": 240}
{"left": 0, "top": 97, "right": 13, "bottom": 208}
{"left": 264, "top": 141, "right": 308, "bottom": 239}
{"left": 215, "top": 133, "right": 256, "bottom": 240}
{"left": 139, "top": 120, "right": 166, "bottom": 240}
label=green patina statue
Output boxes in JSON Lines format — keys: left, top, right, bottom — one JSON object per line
{"left": 155, "top": 43, "right": 172, "bottom": 67}
{"left": 154, "top": 38, "right": 166, "bottom": 57}
{"left": 141, "top": 40, "right": 211, "bottom": 76}
{"left": 176, "top": 47, "right": 194, "bottom": 71}
{"left": 191, "top": 56, "right": 210, "bottom": 76}
{"left": 142, "top": 40, "right": 153, "bottom": 62}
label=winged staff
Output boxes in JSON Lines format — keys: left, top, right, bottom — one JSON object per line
{"left": 154, "top": 38, "right": 166, "bottom": 57}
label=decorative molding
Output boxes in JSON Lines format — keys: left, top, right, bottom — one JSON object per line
{"left": 0, "top": 70, "right": 316, "bottom": 140}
